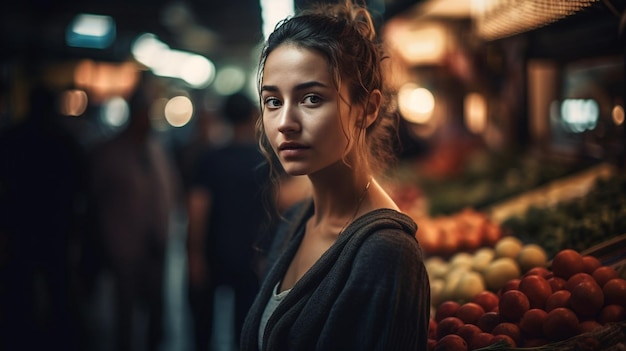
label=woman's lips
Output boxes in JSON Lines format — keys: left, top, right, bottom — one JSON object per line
{"left": 278, "top": 141, "right": 309, "bottom": 158}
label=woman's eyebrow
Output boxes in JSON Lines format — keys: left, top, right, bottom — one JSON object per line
{"left": 261, "top": 81, "right": 328, "bottom": 93}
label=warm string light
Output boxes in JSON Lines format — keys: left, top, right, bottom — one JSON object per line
{"left": 473, "top": 0, "right": 599, "bottom": 40}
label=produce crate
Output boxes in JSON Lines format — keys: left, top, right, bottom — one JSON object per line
{"left": 580, "top": 233, "right": 626, "bottom": 280}
{"left": 474, "top": 321, "right": 626, "bottom": 350}
{"left": 489, "top": 164, "right": 625, "bottom": 258}
{"left": 486, "top": 163, "right": 617, "bottom": 224}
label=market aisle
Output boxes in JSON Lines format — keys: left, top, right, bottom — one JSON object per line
{"left": 162, "top": 206, "right": 193, "bottom": 351}
{"left": 162, "top": 207, "right": 237, "bottom": 351}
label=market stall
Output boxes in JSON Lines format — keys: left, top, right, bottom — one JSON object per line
{"left": 383, "top": 0, "right": 626, "bottom": 349}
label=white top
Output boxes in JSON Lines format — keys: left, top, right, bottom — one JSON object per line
{"left": 258, "top": 282, "right": 291, "bottom": 350}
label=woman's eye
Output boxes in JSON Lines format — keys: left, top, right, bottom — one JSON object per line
{"left": 303, "top": 95, "right": 322, "bottom": 105}
{"left": 264, "top": 97, "right": 281, "bottom": 108}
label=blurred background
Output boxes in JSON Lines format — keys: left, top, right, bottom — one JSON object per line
{"left": 0, "top": 0, "right": 625, "bottom": 351}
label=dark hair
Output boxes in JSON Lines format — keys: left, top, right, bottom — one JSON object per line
{"left": 256, "top": 1, "right": 399, "bottom": 182}
{"left": 222, "top": 92, "right": 256, "bottom": 124}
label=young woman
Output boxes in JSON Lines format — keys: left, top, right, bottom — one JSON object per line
{"left": 240, "top": 2, "right": 430, "bottom": 350}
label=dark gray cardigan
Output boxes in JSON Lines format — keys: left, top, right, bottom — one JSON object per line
{"left": 240, "top": 200, "right": 430, "bottom": 351}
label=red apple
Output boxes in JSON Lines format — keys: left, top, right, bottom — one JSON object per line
{"left": 456, "top": 323, "right": 481, "bottom": 344}
{"left": 499, "top": 290, "right": 529, "bottom": 322}
{"left": 579, "top": 320, "right": 602, "bottom": 333}
{"left": 492, "top": 334, "right": 516, "bottom": 348}
{"left": 545, "top": 290, "right": 571, "bottom": 312}
{"left": 434, "top": 334, "right": 468, "bottom": 351}
{"left": 477, "top": 311, "right": 500, "bottom": 333}
{"left": 592, "top": 266, "right": 619, "bottom": 287}
{"left": 603, "top": 278, "right": 626, "bottom": 307}
{"left": 437, "top": 317, "right": 464, "bottom": 340}
{"left": 565, "top": 272, "right": 596, "bottom": 292}
{"left": 570, "top": 280, "right": 604, "bottom": 318}
{"left": 456, "top": 302, "right": 485, "bottom": 325}
{"left": 547, "top": 276, "right": 567, "bottom": 292}
{"left": 543, "top": 307, "right": 580, "bottom": 342}
{"left": 435, "top": 301, "right": 460, "bottom": 323}
{"left": 428, "top": 318, "right": 438, "bottom": 340}
{"left": 598, "top": 304, "right": 626, "bottom": 324}
{"left": 471, "top": 291, "right": 499, "bottom": 313}
{"left": 551, "top": 249, "right": 584, "bottom": 280}
{"left": 498, "top": 279, "right": 520, "bottom": 296}
{"left": 519, "top": 308, "right": 548, "bottom": 339}
{"left": 581, "top": 255, "right": 601, "bottom": 274}
{"left": 518, "top": 274, "right": 552, "bottom": 309}
{"left": 469, "top": 332, "right": 494, "bottom": 350}
{"left": 491, "top": 322, "right": 521, "bottom": 345}
{"left": 524, "top": 266, "right": 551, "bottom": 278}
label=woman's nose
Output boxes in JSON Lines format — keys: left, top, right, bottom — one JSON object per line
{"left": 277, "top": 103, "right": 300, "bottom": 134}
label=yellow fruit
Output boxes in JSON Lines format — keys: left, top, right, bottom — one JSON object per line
{"left": 425, "top": 256, "right": 448, "bottom": 280}
{"left": 516, "top": 244, "right": 548, "bottom": 273}
{"left": 443, "top": 266, "right": 470, "bottom": 301}
{"left": 430, "top": 278, "right": 446, "bottom": 308}
{"left": 450, "top": 252, "right": 474, "bottom": 269}
{"left": 483, "top": 257, "right": 522, "bottom": 291}
{"left": 455, "top": 271, "right": 486, "bottom": 303}
{"left": 494, "top": 236, "right": 523, "bottom": 259}
{"left": 472, "top": 247, "right": 495, "bottom": 273}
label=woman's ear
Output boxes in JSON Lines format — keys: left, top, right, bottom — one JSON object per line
{"left": 362, "top": 89, "right": 382, "bottom": 129}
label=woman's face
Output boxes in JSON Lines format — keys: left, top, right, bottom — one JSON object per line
{"left": 261, "top": 44, "right": 358, "bottom": 176}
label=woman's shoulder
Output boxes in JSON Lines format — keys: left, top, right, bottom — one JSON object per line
{"left": 354, "top": 209, "right": 423, "bottom": 257}
{"left": 348, "top": 212, "right": 427, "bottom": 282}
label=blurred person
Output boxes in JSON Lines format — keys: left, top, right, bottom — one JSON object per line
{"left": 186, "top": 92, "right": 277, "bottom": 351}
{"left": 87, "top": 72, "right": 179, "bottom": 351}
{"left": 176, "top": 108, "right": 217, "bottom": 196}
{"left": 239, "top": 2, "right": 430, "bottom": 350}
{"left": 0, "top": 84, "right": 88, "bottom": 350}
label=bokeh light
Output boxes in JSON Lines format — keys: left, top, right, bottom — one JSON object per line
{"left": 164, "top": 95, "right": 194, "bottom": 127}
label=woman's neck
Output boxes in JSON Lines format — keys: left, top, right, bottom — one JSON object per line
{"left": 307, "top": 167, "right": 373, "bottom": 232}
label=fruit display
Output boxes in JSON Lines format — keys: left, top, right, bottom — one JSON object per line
{"left": 391, "top": 150, "right": 587, "bottom": 216}
{"left": 498, "top": 172, "right": 626, "bottom": 258}
{"left": 428, "top": 248, "right": 626, "bottom": 351}
{"left": 415, "top": 208, "right": 503, "bottom": 258}
{"left": 426, "top": 236, "right": 548, "bottom": 313}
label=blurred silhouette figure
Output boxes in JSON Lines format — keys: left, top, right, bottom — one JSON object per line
{"left": 186, "top": 92, "right": 276, "bottom": 351}
{"left": 87, "top": 73, "right": 179, "bottom": 351}
{"left": 0, "top": 84, "right": 88, "bottom": 350}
